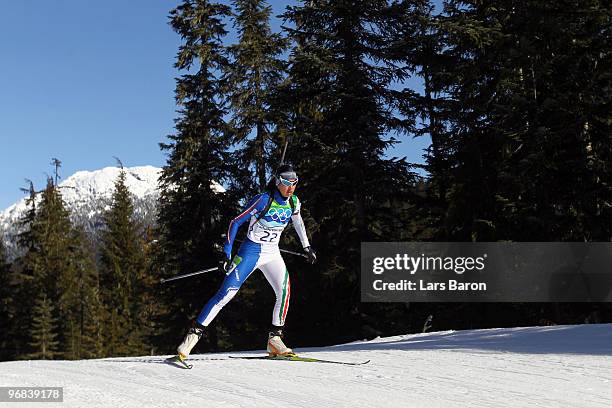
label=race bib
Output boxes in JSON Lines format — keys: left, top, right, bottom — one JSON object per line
{"left": 247, "top": 222, "right": 284, "bottom": 244}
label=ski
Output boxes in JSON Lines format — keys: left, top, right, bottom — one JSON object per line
{"left": 229, "top": 355, "right": 370, "bottom": 366}
{"left": 161, "top": 354, "right": 370, "bottom": 368}
{"left": 164, "top": 355, "right": 193, "bottom": 369}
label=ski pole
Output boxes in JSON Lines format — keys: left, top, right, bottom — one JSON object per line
{"left": 278, "top": 247, "right": 308, "bottom": 259}
{"left": 160, "top": 266, "right": 219, "bottom": 284}
{"left": 235, "top": 239, "right": 308, "bottom": 259}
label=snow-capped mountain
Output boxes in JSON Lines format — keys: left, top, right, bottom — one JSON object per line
{"left": 0, "top": 166, "right": 161, "bottom": 258}
{"left": 0, "top": 166, "right": 224, "bottom": 259}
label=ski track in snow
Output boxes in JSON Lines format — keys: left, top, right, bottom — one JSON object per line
{"left": 1, "top": 324, "right": 612, "bottom": 408}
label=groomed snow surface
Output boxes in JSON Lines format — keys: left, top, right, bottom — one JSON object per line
{"left": 2, "top": 324, "right": 611, "bottom": 408}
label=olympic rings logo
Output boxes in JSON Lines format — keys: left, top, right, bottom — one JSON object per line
{"left": 266, "top": 207, "right": 293, "bottom": 222}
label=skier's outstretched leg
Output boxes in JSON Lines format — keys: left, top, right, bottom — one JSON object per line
{"left": 259, "top": 255, "right": 293, "bottom": 356}
{"left": 175, "top": 242, "right": 260, "bottom": 359}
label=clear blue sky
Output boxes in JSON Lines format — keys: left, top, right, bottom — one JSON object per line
{"left": 0, "top": 1, "right": 429, "bottom": 210}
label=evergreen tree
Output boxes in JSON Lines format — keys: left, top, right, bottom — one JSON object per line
{"left": 427, "top": 0, "right": 612, "bottom": 242}
{"left": 157, "top": 0, "right": 237, "bottom": 351}
{"left": 13, "top": 163, "right": 103, "bottom": 359}
{"left": 280, "top": 0, "right": 417, "bottom": 343}
{"left": 139, "top": 226, "right": 167, "bottom": 356}
{"left": 32, "top": 178, "right": 80, "bottom": 358}
{"left": 72, "top": 227, "right": 105, "bottom": 359}
{"left": 226, "top": 0, "right": 288, "bottom": 193}
{"left": 493, "top": 0, "right": 612, "bottom": 241}
{"left": 12, "top": 176, "right": 78, "bottom": 359}
{"left": 99, "top": 167, "right": 148, "bottom": 356}
{"left": 27, "top": 292, "right": 60, "bottom": 360}
{"left": 11, "top": 181, "right": 41, "bottom": 358}
{"left": 16, "top": 180, "right": 38, "bottom": 252}
{"left": 383, "top": 0, "right": 452, "bottom": 240}
{"left": 81, "top": 285, "right": 106, "bottom": 358}
{"left": 399, "top": 0, "right": 612, "bottom": 327}
{"left": 209, "top": 0, "right": 291, "bottom": 347}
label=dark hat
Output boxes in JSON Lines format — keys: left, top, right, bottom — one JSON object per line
{"left": 275, "top": 164, "right": 297, "bottom": 180}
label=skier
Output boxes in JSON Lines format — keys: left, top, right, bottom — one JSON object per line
{"left": 172, "top": 164, "right": 316, "bottom": 366}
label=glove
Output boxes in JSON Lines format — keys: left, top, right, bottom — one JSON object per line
{"left": 213, "top": 242, "right": 224, "bottom": 254}
{"left": 222, "top": 241, "right": 232, "bottom": 260}
{"left": 304, "top": 246, "right": 317, "bottom": 264}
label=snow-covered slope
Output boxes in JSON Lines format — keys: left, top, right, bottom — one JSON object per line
{"left": 1, "top": 324, "right": 611, "bottom": 408}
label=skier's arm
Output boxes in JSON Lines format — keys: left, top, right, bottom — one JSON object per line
{"left": 223, "top": 194, "right": 264, "bottom": 259}
{"left": 290, "top": 198, "right": 310, "bottom": 249}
